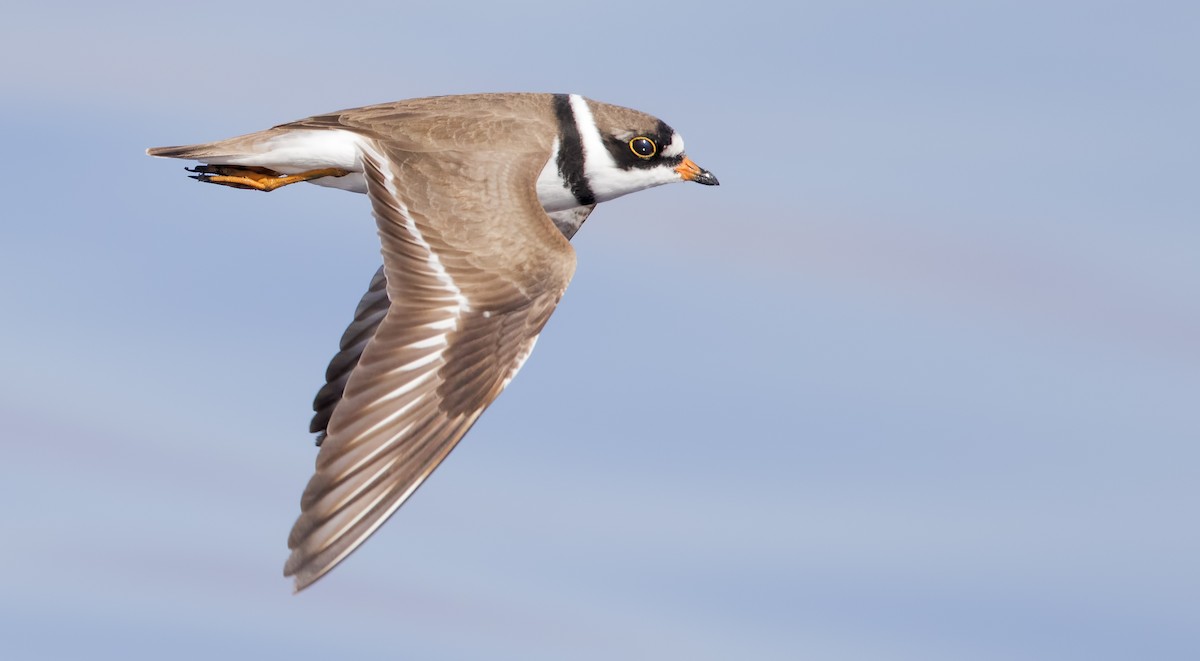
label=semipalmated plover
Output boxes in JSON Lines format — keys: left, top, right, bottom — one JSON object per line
{"left": 148, "top": 92, "right": 718, "bottom": 590}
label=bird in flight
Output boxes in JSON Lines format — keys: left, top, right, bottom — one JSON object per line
{"left": 148, "top": 92, "right": 718, "bottom": 591}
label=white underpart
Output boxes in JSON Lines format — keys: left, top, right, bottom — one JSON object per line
{"left": 213, "top": 129, "right": 370, "bottom": 193}
{"left": 568, "top": 94, "right": 685, "bottom": 202}
{"left": 535, "top": 137, "right": 579, "bottom": 212}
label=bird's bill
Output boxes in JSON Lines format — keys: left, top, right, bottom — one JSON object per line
{"left": 675, "top": 157, "right": 719, "bottom": 186}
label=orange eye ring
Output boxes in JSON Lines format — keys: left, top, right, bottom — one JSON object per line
{"left": 628, "top": 136, "right": 657, "bottom": 159}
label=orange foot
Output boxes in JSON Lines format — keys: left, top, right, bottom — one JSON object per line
{"left": 186, "top": 165, "right": 350, "bottom": 192}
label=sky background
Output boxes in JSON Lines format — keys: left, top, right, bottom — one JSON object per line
{"left": 2, "top": 1, "right": 1197, "bottom": 659}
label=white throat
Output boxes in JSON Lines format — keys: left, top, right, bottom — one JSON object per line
{"left": 535, "top": 137, "right": 579, "bottom": 212}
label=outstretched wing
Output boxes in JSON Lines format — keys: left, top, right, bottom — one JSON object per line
{"left": 284, "top": 138, "right": 576, "bottom": 591}
{"left": 309, "top": 204, "right": 595, "bottom": 446}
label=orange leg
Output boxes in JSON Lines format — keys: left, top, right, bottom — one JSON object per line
{"left": 186, "top": 165, "right": 350, "bottom": 192}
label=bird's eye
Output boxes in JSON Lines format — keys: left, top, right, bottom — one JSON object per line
{"left": 629, "top": 137, "right": 657, "bottom": 159}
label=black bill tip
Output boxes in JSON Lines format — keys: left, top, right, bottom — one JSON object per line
{"left": 675, "top": 157, "right": 719, "bottom": 186}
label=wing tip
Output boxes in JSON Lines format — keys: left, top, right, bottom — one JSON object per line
{"left": 284, "top": 555, "right": 326, "bottom": 593}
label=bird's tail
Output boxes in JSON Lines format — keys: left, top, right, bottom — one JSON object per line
{"left": 147, "top": 127, "right": 365, "bottom": 192}
{"left": 145, "top": 128, "right": 283, "bottom": 163}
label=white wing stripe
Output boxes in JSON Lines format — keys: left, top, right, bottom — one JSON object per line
{"left": 405, "top": 335, "right": 450, "bottom": 351}
{"left": 423, "top": 317, "right": 458, "bottom": 331}
{"left": 384, "top": 180, "right": 470, "bottom": 314}
{"left": 357, "top": 139, "right": 472, "bottom": 420}
{"left": 359, "top": 138, "right": 473, "bottom": 320}
{"left": 372, "top": 369, "right": 438, "bottom": 402}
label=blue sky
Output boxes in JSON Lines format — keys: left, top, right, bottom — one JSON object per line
{"left": 1, "top": 1, "right": 1197, "bottom": 659}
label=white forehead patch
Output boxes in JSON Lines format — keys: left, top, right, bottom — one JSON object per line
{"left": 661, "top": 133, "right": 685, "bottom": 158}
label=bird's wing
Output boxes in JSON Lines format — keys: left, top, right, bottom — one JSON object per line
{"left": 309, "top": 266, "right": 388, "bottom": 447}
{"left": 309, "top": 204, "right": 595, "bottom": 446}
{"left": 285, "top": 137, "right": 576, "bottom": 591}
{"left": 546, "top": 204, "right": 596, "bottom": 240}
